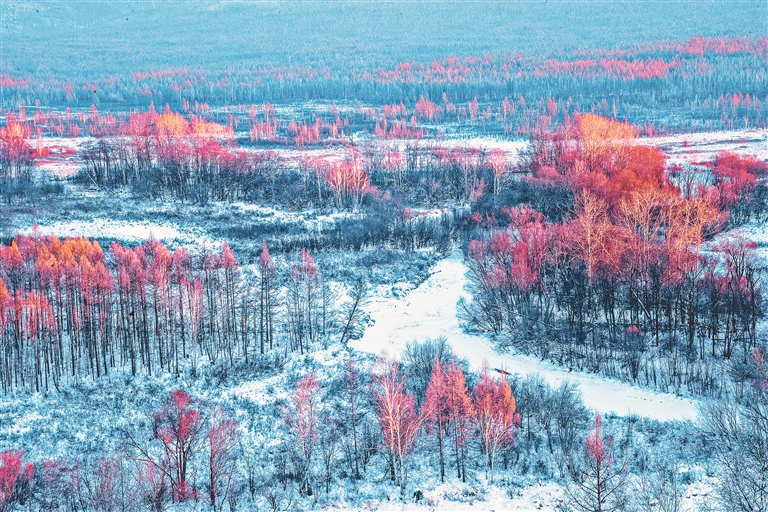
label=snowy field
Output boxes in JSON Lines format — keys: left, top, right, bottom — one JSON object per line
{"left": 230, "top": 203, "right": 356, "bottom": 231}
{"left": 352, "top": 136, "right": 529, "bottom": 163}
{"left": 35, "top": 136, "right": 91, "bottom": 177}
{"left": 646, "top": 129, "right": 768, "bottom": 168}
{"left": 24, "top": 218, "right": 199, "bottom": 244}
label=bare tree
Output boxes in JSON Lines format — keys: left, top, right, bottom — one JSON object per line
{"left": 700, "top": 396, "right": 768, "bottom": 511}
{"left": 565, "top": 413, "right": 628, "bottom": 512}
{"left": 339, "top": 278, "right": 367, "bottom": 346}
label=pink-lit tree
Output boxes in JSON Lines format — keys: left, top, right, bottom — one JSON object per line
{"left": 129, "top": 390, "right": 205, "bottom": 504}
{"left": 473, "top": 363, "right": 519, "bottom": 481}
{"left": 488, "top": 149, "right": 509, "bottom": 195}
{"left": 372, "top": 355, "right": 423, "bottom": 494}
{"left": 423, "top": 358, "right": 450, "bottom": 481}
{"left": 284, "top": 373, "right": 321, "bottom": 496}
{"left": 0, "top": 450, "right": 33, "bottom": 511}
{"left": 566, "top": 413, "right": 627, "bottom": 512}
{"left": 206, "top": 408, "right": 240, "bottom": 511}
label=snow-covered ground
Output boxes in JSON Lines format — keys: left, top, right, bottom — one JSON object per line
{"left": 703, "top": 220, "right": 768, "bottom": 269}
{"left": 351, "top": 249, "right": 700, "bottom": 422}
{"left": 230, "top": 202, "right": 356, "bottom": 231}
{"left": 348, "top": 135, "right": 528, "bottom": 165}
{"left": 24, "top": 218, "right": 197, "bottom": 243}
{"left": 645, "top": 129, "right": 768, "bottom": 168}
{"left": 325, "top": 482, "right": 564, "bottom": 511}
{"left": 34, "top": 136, "right": 91, "bottom": 177}
{"left": 429, "top": 136, "right": 528, "bottom": 161}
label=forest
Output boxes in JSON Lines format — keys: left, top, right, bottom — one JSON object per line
{"left": 0, "top": 24, "right": 767, "bottom": 511}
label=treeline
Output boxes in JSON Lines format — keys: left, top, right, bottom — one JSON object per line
{"left": 0, "top": 234, "right": 370, "bottom": 393}
{"left": 67, "top": 104, "right": 507, "bottom": 210}
{"left": 2, "top": 37, "right": 767, "bottom": 132}
{"left": 1, "top": 97, "right": 763, "bottom": 212}
{"left": 464, "top": 114, "right": 768, "bottom": 397}
{"left": 240, "top": 209, "right": 459, "bottom": 256}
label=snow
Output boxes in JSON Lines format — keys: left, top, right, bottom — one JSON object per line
{"left": 9, "top": 411, "right": 44, "bottom": 436}
{"left": 34, "top": 136, "right": 92, "bottom": 177}
{"left": 239, "top": 144, "right": 353, "bottom": 168}
{"left": 704, "top": 220, "right": 768, "bottom": 266}
{"left": 329, "top": 482, "right": 564, "bottom": 511}
{"left": 351, "top": 249, "right": 700, "bottom": 422}
{"left": 429, "top": 136, "right": 528, "bottom": 160}
{"left": 644, "top": 129, "right": 768, "bottom": 168}
{"left": 26, "top": 219, "right": 192, "bottom": 243}
{"left": 681, "top": 476, "right": 717, "bottom": 512}
{"left": 230, "top": 203, "right": 355, "bottom": 231}
{"left": 353, "top": 136, "right": 528, "bottom": 164}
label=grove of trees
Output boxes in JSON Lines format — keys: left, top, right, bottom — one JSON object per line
{"left": 0, "top": 233, "right": 373, "bottom": 393}
{"left": 0, "top": 342, "right": 765, "bottom": 511}
{"left": 464, "top": 114, "right": 768, "bottom": 397}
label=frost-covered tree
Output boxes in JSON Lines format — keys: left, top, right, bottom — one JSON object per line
{"left": 206, "top": 408, "right": 240, "bottom": 512}
{"left": 283, "top": 373, "right": 321, "bottom": 496}
{"left": 473, "top": 363, "right": 519, "bottom": 482}
{"left": 372, "top": 355, "right": 422, "bottom": 494}
{"left": 701, "top": 348, "right": 768, "bottom": 511}
{"left": 423, "top": 357, "right": 450, "bottom": 482}
{"left": 565, "top": 413, "right": 628, "bottom": 512}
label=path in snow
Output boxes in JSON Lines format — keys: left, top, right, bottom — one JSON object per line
{"left": 351, "top": 250, "right": 699, "bottom": 422}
